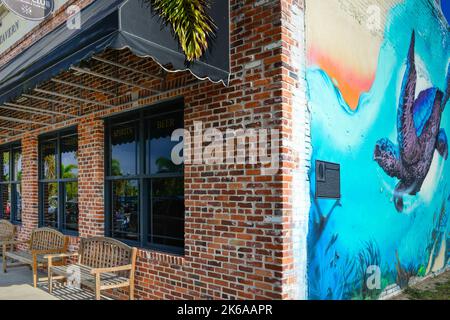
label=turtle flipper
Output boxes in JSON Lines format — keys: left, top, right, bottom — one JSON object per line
{"left": 436, "top": 129, "right": 448, "bottom": 160}
{"left": 394, "top": 181, "right": 408, "bottom": 212}
{"left": 418, "top": 89, "right": 444, "bottom": 149}
{"left": 398, "top": 31, "right": 420, "bottom": 165}
{"left": 374, "top": 138, "right": 403, "bottom": 179}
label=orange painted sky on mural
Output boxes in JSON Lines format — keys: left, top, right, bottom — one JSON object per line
{"left": 309, "top": 47, "right": 376, "bottom": 110}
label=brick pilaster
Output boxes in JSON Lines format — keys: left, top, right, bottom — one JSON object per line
{"left": 78, "top": 117, "right": 105, "bottom": 238}
{"left": 19, "top": 134, "right": 39, "bottom": 242}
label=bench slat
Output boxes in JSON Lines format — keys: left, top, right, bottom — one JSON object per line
{"left": 48, "top": 237, "right": 137, "bottom": 299}
{"left": 50, "top": 264, "right": 130, "bottom": 289}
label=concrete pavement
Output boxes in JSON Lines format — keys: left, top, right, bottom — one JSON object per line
{"left": 0, "top": 261, "right": 98, "bottom": 300}
{"left": 0, "top": 262, "right": 57, "bottom": 300}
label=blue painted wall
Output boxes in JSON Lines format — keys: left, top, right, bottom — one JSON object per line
{"left": 306, "top": 0, "right": 450, "bottom": 299}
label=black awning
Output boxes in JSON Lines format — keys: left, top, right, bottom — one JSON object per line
{"left": 0, "top": 0, "right": 230, "bottom": 106}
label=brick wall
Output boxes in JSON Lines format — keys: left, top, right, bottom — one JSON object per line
{"left": 78, "top": 117, "right": 105, "bottom": 239}
{"left": 0, "top": 0, "right": 310, "bottom": 300}
{"left": 18, "top": 134, "right": 39, "bottom": 243}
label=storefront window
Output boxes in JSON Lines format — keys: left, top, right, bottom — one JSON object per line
{"left": 42, "top": 182, "right": 58, "bottom": 228}
{"left": 112, "top": 180, "right": 139, "bottom": 241}
{"left": 63, "top": 181, "right": 78, "bottom": 232}
{"left": 148, "top": 115, "right": 183, "bottom": 175}
{"left": 39, "top": 128, "right": 78, "bottom": 234}
{"left": 105, "top": 101, "right": 185, "bottom": 254}
{"left": 2, "top": 151, "right": 10, "bottom": 182}
{"left": 0, "top": 144, "right": 22, "bottom": 224}
{"left": 150, "top": 177, "right": 184, "bottom": 249}
{"left": 111, "top": 122, "right": 138, "bottom": 176}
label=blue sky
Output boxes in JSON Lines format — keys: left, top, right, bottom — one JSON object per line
{"left": 443, "top": 0, "right": 450, "bottom": 23}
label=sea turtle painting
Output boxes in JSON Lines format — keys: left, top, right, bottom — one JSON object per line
{"left": 374, "top": 31, "right": 450, "bottom": 212}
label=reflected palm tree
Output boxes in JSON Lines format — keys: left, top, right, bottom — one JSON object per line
{"left": 1, "top": 152, "right": 10, "bottom": 181}
{"left": 111, "top": 159, "right": 122, "bottom": 176}
{"left": 61, "top": 164, "right": 78, "bottom": 199}
{"left": 44, "top": 155, "right": 56, "bottom": 179}
{"left": 156, "top": 157, "right": 180, "bottom": 173}
{"left": 61, "top": 164, "right": 77, "bottom": 179}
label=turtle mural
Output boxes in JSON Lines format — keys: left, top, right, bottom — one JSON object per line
{"left": 374, "top": 31, "right": 450, "bottom": 212}
{"left": 306, "top": 0, "right": 449, "bottom": 300}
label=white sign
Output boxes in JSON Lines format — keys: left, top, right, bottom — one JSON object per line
{"left": 0, "top": 0, "right": 68, "bottom": 55}
{"left": 2, "top": 0, "right": 55, "bottom": 21}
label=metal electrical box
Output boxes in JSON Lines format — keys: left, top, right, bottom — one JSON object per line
{"left": 315, "top": 160, "right": 341, "bottom": 199}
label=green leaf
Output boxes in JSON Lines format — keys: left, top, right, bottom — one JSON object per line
{"left": 146, "top": 0, "right": 217, "bottom": 62}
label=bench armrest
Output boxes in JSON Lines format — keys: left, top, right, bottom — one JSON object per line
{"left": 90, "top": 264, "right": 133, "bottom": 275}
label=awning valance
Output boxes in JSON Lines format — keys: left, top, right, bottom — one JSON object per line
{"left": 0, "top": 0, "right": 230, "bottom": 106}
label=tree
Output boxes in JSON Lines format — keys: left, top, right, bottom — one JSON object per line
{"left": 146, "top": 0, "right": 217, "bottom": 62}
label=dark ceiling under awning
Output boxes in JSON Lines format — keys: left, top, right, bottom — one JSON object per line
{"left": 0, "top": 0, "right": 230, "bottom": 107}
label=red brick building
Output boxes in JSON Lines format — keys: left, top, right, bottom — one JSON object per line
{"left": 0, "top": 0, "right": 309, "bottom": 300}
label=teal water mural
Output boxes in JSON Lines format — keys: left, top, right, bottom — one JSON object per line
{"left": 307, "top": 0, "right": 450, "bottom": 300}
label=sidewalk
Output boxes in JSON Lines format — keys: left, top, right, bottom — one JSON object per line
{"left": 0, "top": 262, "right": 100, "bottom": 300}
{"left": 392, "top": 270, "right": 450, "bottom": 300}
{"left": 0, "top": 262, "right": 57, "bottom": 300}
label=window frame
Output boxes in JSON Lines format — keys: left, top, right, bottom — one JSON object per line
{"left": 104, "top": 99, "right": 185, "bottom": 255}
{"left": 0, "top": 142, "right": 22, "bottom": 225}
{"left": 38, "top": 126, "right": 79, "bottom": 236}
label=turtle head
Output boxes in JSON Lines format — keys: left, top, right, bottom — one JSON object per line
{"left": 374, "top": 138, "right": 402, "bottom": 178}
{"left": 436, "top": 129, "right": 448, "bottom": 160}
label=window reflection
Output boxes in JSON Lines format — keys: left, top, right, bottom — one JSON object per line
{"left": 148, "top": 115, "right": 183, "bottom": 174}
{"left": 40, "top": 130, "right": 78, "bottom": 233}
{"left": 150, "top": 178, "right": 184, "bottom": 248}
{"left": 42, "top": 183, "right": 58, "bottom": 229}
{"left": 42, "top": 141, "right": 57, "bottom": 180}
{"left": 0, "top": 145, "right": 22, "bottom": 223}
{"left": 13, "top": 150, "right": 22, "bottom": 181}
{"left": 13, "top": 184, "right": 21, "bottom": 222}
{"left": 111, "top": 123, "right": 137, "bottom": 176}
{"left": 1, "top": 151, "right": 10, "bottom": 182}
{"left": 61, "top": 135, "right": 78, "bottom": 178}
{"left": 1, "top": 184, "right": 11, "bottom": 220}
{"left": 112, "top": 180, "right": 139, "bottom": 241}
{"left": 63, "top": 182, "right": 78, "bottom": 231}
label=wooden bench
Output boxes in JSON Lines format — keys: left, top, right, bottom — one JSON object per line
{"left": 3, "top": 228, "right": 69, "bottom": 287}
{"left": 0, "top": 220, "right": 15, "bottom": 246}
{"left": 47, "top": 237, "right": 137, "bottom": 300}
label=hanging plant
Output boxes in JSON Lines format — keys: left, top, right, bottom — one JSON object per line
{"left": 146, "top": 0, "right": 217, "bottom": 62}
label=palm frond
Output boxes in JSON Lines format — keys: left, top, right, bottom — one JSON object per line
{"left": 147, "top": 0, "right": 217, "bottom": 62}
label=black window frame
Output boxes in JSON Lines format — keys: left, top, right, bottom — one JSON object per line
{"left": 105, "top": 99, "right": 185, "bottom": 255}
{"left": 38, "top": 126, "right": 79, "bottom": 236}
{"left": 0, "top": 142, "right": 22, "bottom": 225}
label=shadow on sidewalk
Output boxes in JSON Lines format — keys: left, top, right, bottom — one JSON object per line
{"left": 0, "top": 262, "right": 109, "bottom": 300}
